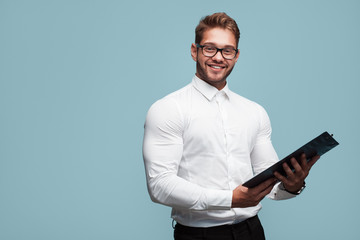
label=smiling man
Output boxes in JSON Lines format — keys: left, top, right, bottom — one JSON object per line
{"left": 143, "top": 13, "right": 319, "bottom": 240}
{"left": 191, "top": 27, "right": 239, "bottom": 90}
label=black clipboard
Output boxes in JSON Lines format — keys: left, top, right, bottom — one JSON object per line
{"left": 243, "top": 131, "right": 339, "bottom": 188}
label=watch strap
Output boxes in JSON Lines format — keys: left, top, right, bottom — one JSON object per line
{"left": 280, "top": 182, "right": 306, "bottom": 195}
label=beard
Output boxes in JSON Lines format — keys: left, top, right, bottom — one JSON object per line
{"left": 195, "top": 60, "right": 235, "bottom": 89}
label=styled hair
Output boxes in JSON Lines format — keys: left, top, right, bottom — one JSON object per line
{"left": 195, "top": 12, "right": 240, "bottom": 48}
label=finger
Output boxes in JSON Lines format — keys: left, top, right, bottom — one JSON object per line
{"left": 253, "top": 177, "right": 277, "bottom": 193}
{"left": 290, "top": 157, "right": 303, "bottom": 174}
{"left": 258, "top": 180, "right": 278, "bottom": 199}
{"left": 282, "top": 161, "right": 295, "bottom": 178}
{"left": 274, "top": 171, "right": 286, "bottom": 182}
{"left": 274, "top": 171, "right": 291, "bottom": 186}
{"left": 299, "top": 153, "right": 308, "bottom": 170}
{"left": 307, "top": 155, "right": 320, "bottom": 168}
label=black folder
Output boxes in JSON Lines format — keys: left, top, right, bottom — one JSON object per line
{"left": 243, "top": 131, "right": 339, "bottom": 188}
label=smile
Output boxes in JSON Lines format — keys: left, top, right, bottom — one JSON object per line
{"left": 208, "top": 64, "right": 225, "bottom": 69}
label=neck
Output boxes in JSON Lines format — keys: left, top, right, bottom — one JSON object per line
{"left": 195, "top": 73, "right": 226, "bottom": 90}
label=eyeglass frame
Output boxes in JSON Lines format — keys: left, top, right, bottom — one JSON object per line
{"left": 196, "top": 43, "right": 239, "bottom": 60}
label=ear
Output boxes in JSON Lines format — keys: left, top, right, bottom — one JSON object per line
{"left": 234, "top": 49, "right": 240, "bottom": 62}
{"left": 191, "top": 43, "right": 198, "bottom": 62}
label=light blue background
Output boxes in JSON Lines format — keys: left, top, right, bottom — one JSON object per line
{"left": 1, "top": 0, "right": 359, "bottom": 239}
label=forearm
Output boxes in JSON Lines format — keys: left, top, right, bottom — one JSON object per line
{"left": 143, "top": 128, "right": 232, "bottom": 210}
{"left": 146, "top": 171, "right": 232, "bottom": 210}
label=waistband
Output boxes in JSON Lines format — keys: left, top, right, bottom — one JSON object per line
{"left": 174, "top": 215, "right": 260, "bottom": 234}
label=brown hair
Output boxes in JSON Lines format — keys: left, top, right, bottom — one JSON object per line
{"left": 195, "top": 12, "right": 240, "bottom": 48}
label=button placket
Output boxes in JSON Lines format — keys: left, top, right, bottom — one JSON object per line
{"left": 216, "top": 92, "right": 232, "bottom": 189}
{"left": 215, "top": 93, "right": 227, "bottom": 147}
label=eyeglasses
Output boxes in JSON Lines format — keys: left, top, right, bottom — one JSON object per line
{"left": 196, "top": 44, "right": 238, "bottom": 60}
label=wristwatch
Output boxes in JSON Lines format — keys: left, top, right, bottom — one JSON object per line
{"left": 279, "top": 182, "right": 306, "bottom": 195}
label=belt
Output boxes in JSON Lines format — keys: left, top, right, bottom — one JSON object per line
{"left": 174, "top": 215, "right": 260, "bottom": 235}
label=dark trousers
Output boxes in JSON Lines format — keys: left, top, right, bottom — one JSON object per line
{"left": 174, "top": 215, "right": 265, "bottom": 240}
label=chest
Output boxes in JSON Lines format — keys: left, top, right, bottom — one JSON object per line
{"left": 182, "top": 99, "right": 260, "bottom": 153}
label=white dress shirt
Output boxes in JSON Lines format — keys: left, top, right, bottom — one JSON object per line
{"left": 143, "top": 76, "right": 295, "bottom": 227}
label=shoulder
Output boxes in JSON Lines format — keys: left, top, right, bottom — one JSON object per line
{"left": 228, "top": 90, "right": 271, "bottom": 131}
{"left": 147, "top": 83, "right": 194, "bottom": 114}
{"left": 148, "top": 83, "right": 187, "bottom": 106}
{"left": 229, "top": 91, "right": 273, "bottom": 138}
{"left": 145, "top": 83, "right": 193, "bottom": 128}
{"left": 229, "top": 90, "right": 268, "bottom": 115}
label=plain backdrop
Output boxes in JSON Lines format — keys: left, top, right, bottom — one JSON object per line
{"left": 1, "top": 0, "right": 359, "bottom": 239}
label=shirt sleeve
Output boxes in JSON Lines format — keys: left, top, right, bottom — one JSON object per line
{"left": 250, "top": 105, "right": 296, "bottom": 200}
{"left": 143, "top": 98, "right": 232, "bottom": 210}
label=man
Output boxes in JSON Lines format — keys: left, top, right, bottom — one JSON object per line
{"left": 143, "top": 12, "right": 319, "bottom": 240}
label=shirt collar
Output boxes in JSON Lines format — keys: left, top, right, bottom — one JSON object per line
{"left": 192, "top": 75, "right": 231, "bottom": 101}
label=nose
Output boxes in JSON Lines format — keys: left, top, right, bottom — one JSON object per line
{"left": 212, "top": 50, "right": 225, "bottom": 62}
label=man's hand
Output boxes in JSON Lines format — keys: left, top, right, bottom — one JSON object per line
{"left": 232, "top": 178, "right": 278, "bottom": 208}
{"left": 274, "top": 154, "right": 320, "bottom": 193}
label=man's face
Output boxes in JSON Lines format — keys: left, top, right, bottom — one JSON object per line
{"left": 191, "top": 27, "right": 239, "bottom": 90}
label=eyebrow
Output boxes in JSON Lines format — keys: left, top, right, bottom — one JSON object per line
{"left": 202, "top": 42, "right": 237, "bottom": 49}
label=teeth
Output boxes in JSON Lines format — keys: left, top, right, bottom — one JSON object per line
{"left": 211, "top": 65, "right": 222, "bottom": 69}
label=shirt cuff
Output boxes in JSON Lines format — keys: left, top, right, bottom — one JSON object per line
{"left": 268, "top": 182, "right": 297, "bottom": 200}
{"left": 206, "top": 189, "right": 233, "bottom": 210}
